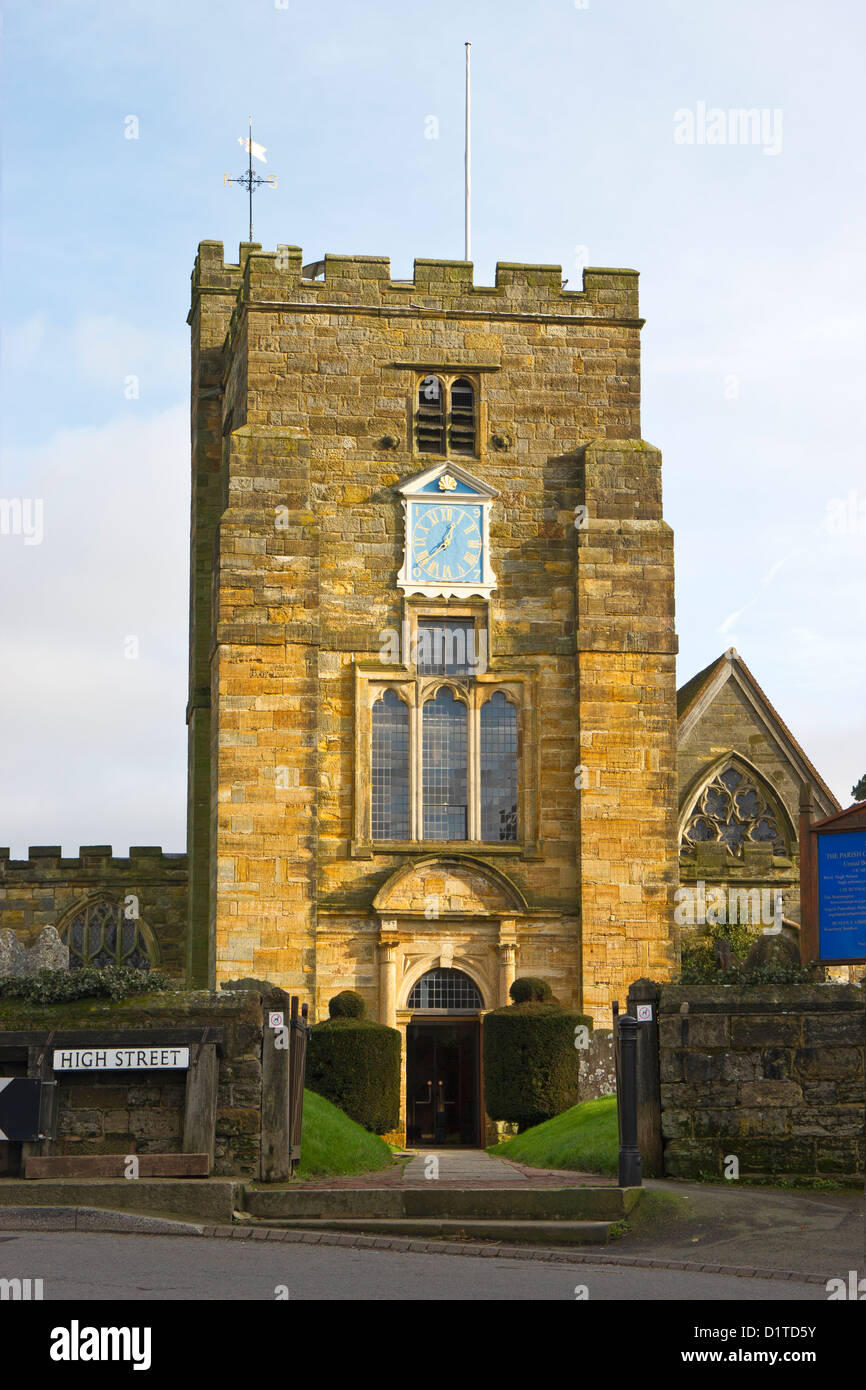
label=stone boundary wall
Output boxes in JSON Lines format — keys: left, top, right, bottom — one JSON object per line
{"left": 0, "top": 846, "right": 189, "bottom": 977}
{"left": 658, "top": 984, "right": 865, "bottom": 1180}
{"left": 578, "top": 1027, "right": 616, "bottom": 1102}
{"left": 0, "top": 989, "right": 279, "bottom": 1178}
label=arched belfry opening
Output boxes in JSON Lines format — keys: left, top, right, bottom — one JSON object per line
{"left": 404, "top": 966, "right": 484, "bottom": 1148}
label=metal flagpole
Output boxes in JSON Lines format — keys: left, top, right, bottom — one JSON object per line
{"left": 464, "top": 41, "right": 471, "bottom": 262}
{"left": 248, "top": 116, "right": 254, "bottom": 241}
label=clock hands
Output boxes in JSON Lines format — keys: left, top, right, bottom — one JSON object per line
{"left": 426, "top": 523, "right": 455, "bottom": 559}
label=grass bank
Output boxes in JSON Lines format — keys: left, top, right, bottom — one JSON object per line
{"left": 488, "top": 1095, "right": 619, "bottom": 1176}
{"left": 298, "top": 1089, "right": 396, "bottom": 1179}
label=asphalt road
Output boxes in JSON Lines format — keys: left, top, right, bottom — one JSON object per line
{"left": 0, "top": 1232, "right": 827, "bottom": 1301}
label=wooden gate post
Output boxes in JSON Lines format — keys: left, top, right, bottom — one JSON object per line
{"left": 260, "top": 987, "right": 291, "bottom": 1182}
{"left": 183, "top": 1042, "right": 219, "bottom": 1172}
{"left": 626, "top": 977, "right": 664, "bottom": 1178}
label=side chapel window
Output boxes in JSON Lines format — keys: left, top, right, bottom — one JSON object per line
{"left": 60, "top": 897, "right": 156, "bottom": 971}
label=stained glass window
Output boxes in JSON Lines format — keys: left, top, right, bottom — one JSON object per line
{"left": 60, "top": 898, "right": 155, "bottom": 971}
{"left": 371, "top": 689, "right": 410, "bottom": 840}
{"left": 408, "top": 968, "right": 482, "bottom": 1010}
{"left": 481, "top": 691, "right": 518, "bottom": 841}
{"left": 422, "top": 687, "right": 468, "bottom": 840}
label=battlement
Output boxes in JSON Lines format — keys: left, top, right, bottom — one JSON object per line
{"left": 0, "top": 846, "right": 188, "bottom": 873}
{"left": 191, "top": 241, "right": 641, "bottom": 321}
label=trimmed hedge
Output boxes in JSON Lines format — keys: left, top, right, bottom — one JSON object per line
{"left": 509, "top": 976, "right": 553, "bottom": 1004}
{"left": 307, "top": 1017, "right": 401, "bottom": 1135}
{"left": 483, "top": 999, "right": 591, "bottom": 1132}
{"left": 328, "top": 990, "right": 366, "bottom": 1019}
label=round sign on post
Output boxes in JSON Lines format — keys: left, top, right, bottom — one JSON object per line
{"left": 636, "top": 1003, "right": 653, "bottom": 1022}
{"left": 269, "top": 1012, "right": 284, "bottom": 1030}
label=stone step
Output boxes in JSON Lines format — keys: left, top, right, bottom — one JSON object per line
{"left": 0, "top": 1178, "right": 237, "bottom": 1224}
{"left": 24, "top": 1154, "right": 209, "bottom": 1180}
{"left": 249, "top": 1217, "right": 613, "bottom": 1245}
{"left": 242, "top": 1185, "right": 641, "bottom": 1223}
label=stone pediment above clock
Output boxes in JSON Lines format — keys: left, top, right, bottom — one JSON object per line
{"left": 395, "top": 461, "right": 500, "bottom": 500}
{"left": 396, "top": 463, "right": 498, "bottom": 599}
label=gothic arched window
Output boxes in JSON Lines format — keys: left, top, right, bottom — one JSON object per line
{"left": 408, "top": 967, "right": 482, "bottom": 1010}
{"left": 680, "top": 761, "right": 788, "bottom": 860}
{"left": 371, "top": 689, "right": 410, "bottom": 841}
{"left": 59, "top": 897, "right": 157, "bottom": 971}
{"left": 422, "top": 687, "right": 468, "bottom": 841}
{"left": 481, "top": 691, "right": 518, "bottom": 841}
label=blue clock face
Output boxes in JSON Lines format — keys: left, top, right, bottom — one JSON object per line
{"left": 410, "top": 502, "right": 483, "bottom": 584}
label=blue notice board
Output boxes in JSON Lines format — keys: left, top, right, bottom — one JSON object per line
{"left": 816, "top": 828, "right": 866, "bottom": 961}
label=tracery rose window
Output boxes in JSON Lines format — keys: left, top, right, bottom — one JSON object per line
{"left": 680, "top": 764, "right": 786, "bottom": 860}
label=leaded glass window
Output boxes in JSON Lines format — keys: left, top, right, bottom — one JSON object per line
{"left": 481, "top": 691, "right": 518, "bottom": 841}
{"left": 416, "top": 619, "right": 477, "bottom": 676}
{"left": 408, "top": 967, "right": 482, "bottom": 1010}
{"left": 371, "top": 689, "right": 410, "bottom": 840}
{"left": 422, "top": 687, "right": 468, "bottom": 840}
{"left": 680, "top": 762, "right": 787, "bottom": 860}
{"left": 60, "top": 898, "right": 155, "bottom": 971}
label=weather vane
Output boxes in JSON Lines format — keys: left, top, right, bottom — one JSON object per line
{"left": 225, "top": 117, "right": 277, "bottom": 242}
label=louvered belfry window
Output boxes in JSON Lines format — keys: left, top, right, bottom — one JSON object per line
{"left": 417, "top": 375, "right": 446, "bottom": 453}
{"left": 415, "top": 374, "right": 477, "bottom": 456}
{"left": 449, "top": 378, "right": 476, "bottom": 455}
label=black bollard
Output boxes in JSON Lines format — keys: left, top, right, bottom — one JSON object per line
{"left": 617, "top": 1013, "right": 643, "bottom": 1188}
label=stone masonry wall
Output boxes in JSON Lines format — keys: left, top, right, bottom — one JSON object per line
{"left": 188, "top": 242, "right": 679, "bottom": 1023}
{"left": 0, "top": 990, "right": 266, "bottom": 1177}
{"left": 659, "top": 984, "right": 865, "bottom": 1180}
{"left": 0, "top": 846, "right": 188, "bottom": 977}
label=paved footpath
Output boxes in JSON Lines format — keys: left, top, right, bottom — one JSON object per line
{"left": 294, "top": 1148, "right": 611, "bottom": 1189}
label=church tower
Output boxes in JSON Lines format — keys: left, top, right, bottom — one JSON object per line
{"left": 186, "top": 241, "right": 678, "bottom": 1139}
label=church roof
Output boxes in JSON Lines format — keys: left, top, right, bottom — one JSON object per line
{"left": 677, "top": 648, "right": 841, "bottom": 815}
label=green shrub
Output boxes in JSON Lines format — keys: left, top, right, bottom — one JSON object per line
{"left": 328, "top": 990, "right": 366, "bottom": 1019}
{"left": 0, "top": 966, "right": 172, "bottom": 1005}
{"left": 680, "top": 919, "right": 758, "bottom": 972}
{"left": 678, "top": 961, "right": 820, "bottom": 986}
{"left": 483, "top": 999, "right": 590, "bottom": 1131}
{"left": 306, "top": 1017, "right": 400, "bottom": 1134}
{"left": 509, "top": 976, "right": 553, "bottom": 1004}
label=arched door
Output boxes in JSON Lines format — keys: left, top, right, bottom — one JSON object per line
{"left": 405, "top": 968, "right": 482, "bottom": 1147}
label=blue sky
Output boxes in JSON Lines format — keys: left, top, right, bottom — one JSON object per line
{"left": 1, "top": 0, "right": 864, "bottom": 854}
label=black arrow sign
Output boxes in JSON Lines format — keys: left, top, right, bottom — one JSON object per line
{"left": 0, "top": 1078, "right": 42, "bottom": 1141}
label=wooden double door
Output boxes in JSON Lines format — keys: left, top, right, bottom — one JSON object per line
{"left": 406, "top": 1019, "right": 481, "bottom": 1147}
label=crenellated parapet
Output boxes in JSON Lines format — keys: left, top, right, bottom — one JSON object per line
{"left": 190, "top": 240, "right": 642, "bottom": 324}
{"left": 0, "top": 845, "right": 187, "bottom": 875}
{"left": 0, "top": 847, "right": 188, "bottom": 976}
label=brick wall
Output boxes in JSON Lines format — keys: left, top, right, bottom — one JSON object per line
{"left": 659, "top": 984, "right": 865, "bottom": 1180}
